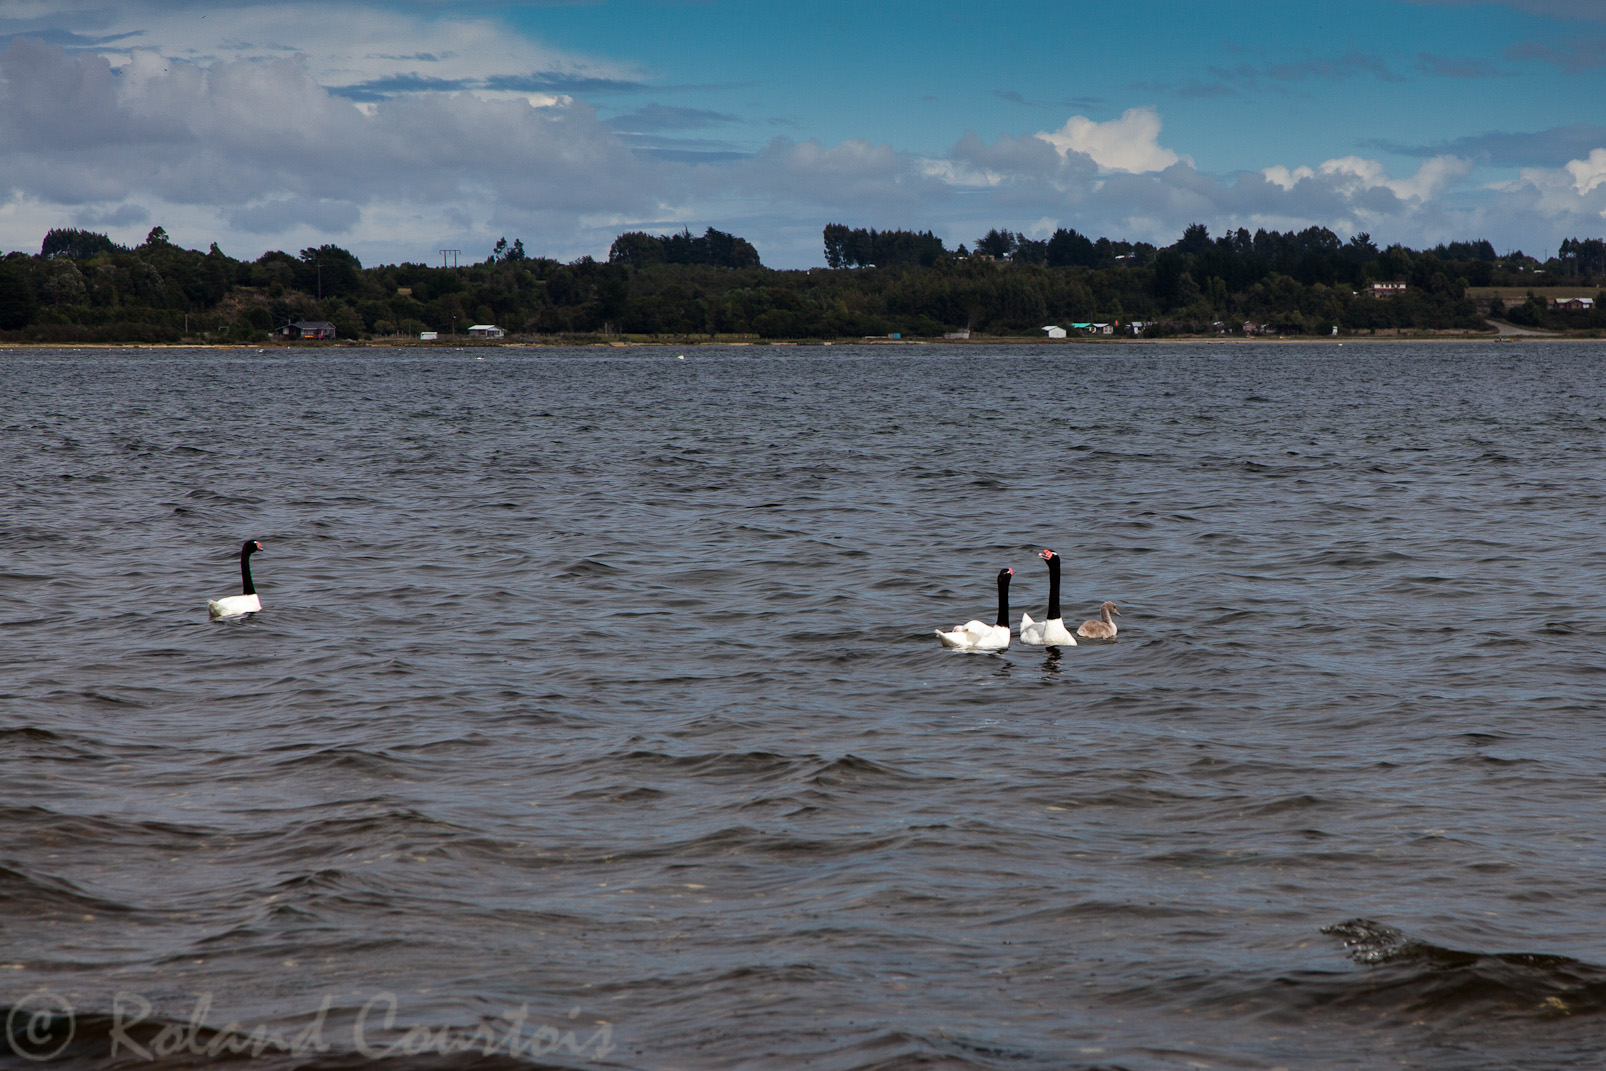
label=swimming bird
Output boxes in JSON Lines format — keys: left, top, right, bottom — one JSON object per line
{"left": 208, "top": 540, "right": 263, "bottom": 618}
{"left": 1077, "top": 600, "right": 1120, "bottom": 640}
{"left": 1020, "top": 549, "right": 1077, "bottom": 646}
{"left": 935, "top": 568, "right": 1013, "bottom": 650}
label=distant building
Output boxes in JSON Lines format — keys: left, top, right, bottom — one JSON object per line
{"left": 467, "top": 324, "right": 505, "bottom": 339}
{"left": 419, "top": 331, "right": 438, "bottom": 341}
{"left": 280, "top": 320, "right": 335, "bottom": 339}
{"left": 1551, "top": 297, "right": 1595, "bottom": 311}
{"left": 1042, "top": 325, "right": 1067, "bottom": 339}
{"left": 1366, "top": 281, "right": 1408, "bottom": 298}
{"left": 943, "top": 329, "right": 971, "bottom": 340}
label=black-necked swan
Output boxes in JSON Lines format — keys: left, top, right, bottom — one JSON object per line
{"left": 935, "top": 567, "right": 1013, "bottom": 650}
{"left": 208, "top": 540, "right": 263, "bottom": 618}
{"left": 1077, "top": 600, "right": 1120, "bottom": 639}
{"left": 1020, "top": 549, "right": 1077, "bottom": 646}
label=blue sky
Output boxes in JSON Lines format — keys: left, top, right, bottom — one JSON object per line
{"left": 1, "top": 0, "right": 1603, "bottom": 267}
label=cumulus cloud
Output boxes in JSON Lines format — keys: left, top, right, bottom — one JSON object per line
{"left": 945, "top": 129, "right": 1098, "bottom": 193}
{"left": 1565, "top": 148, "right": 1606, "bottom": 194}
{"left": 1035, "top": 108, "right": 1189, "bottom": 174}
{"left": 10, "top": 0, "right": 643, "bottom": 103}
{"left": 1496, "top": 155, "right": 1606, "bottom": 235}
{"left": 929, "top": 121, "right": 1606, "bottom": 256}
{"left": 1262, "top": 155, "right": 1472, "bottom": 203}
{"left": 0, "top": 38, "right": 653, "bottom": 252}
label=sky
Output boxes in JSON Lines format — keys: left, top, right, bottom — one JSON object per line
{"left": 1, "top": 0, "right": 1604, "bottom": 269}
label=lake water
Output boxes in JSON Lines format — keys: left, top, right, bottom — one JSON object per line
{"left": 3, "top": 342, "right": 1605, "bottom": 1071}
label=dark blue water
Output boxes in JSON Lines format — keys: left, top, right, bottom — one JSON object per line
{"left": 3, "top": 342, "right": 1605, "bottom": 1070}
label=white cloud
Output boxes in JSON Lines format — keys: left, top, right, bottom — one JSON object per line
{"left": 1565, "top": 147, "right": 1606, "bottom": 194}
{"left": 1262, "top": 154, "right": 1471, "bottom": 202}
{"left": 1035, "top": 108, "right": 1189, "bottom": 174}
{"left": 9, "top": 1, "right": 639, "bottom": 101}
{"left": 0, "top": 37, "right": 652, "bottom": 258}
{"left": 1501, "top": 149, "right": 1606, "bottom": 228}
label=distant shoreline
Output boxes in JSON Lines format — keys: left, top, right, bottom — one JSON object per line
{"left": 2, "top": 332, "right": 1600, "bottom": 351}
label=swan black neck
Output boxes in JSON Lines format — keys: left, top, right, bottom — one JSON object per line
{"left": 995, "top": 569, "right": 1012, "bottom": 629}
{"left": 239, "top": 541, "right": 258, "bottom": 596}
{"left": 1045, "top": 554, "right": 1061, "bottom": 620}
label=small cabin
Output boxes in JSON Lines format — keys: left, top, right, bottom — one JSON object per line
{"left": 1042, "top": 325, "right": 1067, "bottom": 339}
{"left": 467, "top": 324, "right": 505, "bottom": 339}
{"left": 280, "top": 320, "right": 336, "bottom": 339}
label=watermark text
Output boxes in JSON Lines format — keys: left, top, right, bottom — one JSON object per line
{"left": 5, "top": 989, "right": 615, "bottom": 1063}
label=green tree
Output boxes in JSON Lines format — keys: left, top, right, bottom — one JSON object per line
{"left": 41, "top": 228, "right": 124, "bottom": 260}
{"left": 0, "top": 261, "right": 37, "bottom": 329}
{"left": 298, "top": 245, "right": 362, "bottom": 299}
{"left": 1046, "top": 228, "right": 1096, "bottom": 268}
{"left": 975, "top": 229, "right": 1016, "bottom": 259}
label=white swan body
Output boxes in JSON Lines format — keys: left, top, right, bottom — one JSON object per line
{"left": 1019, "top": 549, "right": 1077, "bottom": 646}
{"left": 208, "top": 539, "right": 263, "bottom": 618}
{"left": 935, "top": 618, "right": 1011, "bottom": 650}
{"left": 1077, "top": 600, "right": 1120, "bottom": 639}
{"left": 208, "top": 593, "right": 261, "bottom": 618}
{"left": 1020, "top": 611, "right": 1078, "bottom": 646}
{"left": 936, "top": 568, "right": 1013, "bottom": 651}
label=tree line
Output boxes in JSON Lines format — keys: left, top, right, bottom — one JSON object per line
{"left": 0, "top": 222, "right": 1601, "bottom": 344}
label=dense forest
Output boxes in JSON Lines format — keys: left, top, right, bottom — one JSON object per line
{"left": 0, "top": 222, "right": 1602, "bottom": 344}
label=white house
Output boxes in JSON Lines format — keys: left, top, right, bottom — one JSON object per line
{"left": 467, "top": 324, "right": 505, "bottom": 339}
{"left": 1042, "top": 325, "right": 1067, "bottom": 339}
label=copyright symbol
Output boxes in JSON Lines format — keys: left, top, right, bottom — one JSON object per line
{"left": 6, "top": 991, "right": 74, "bottom": 1062}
